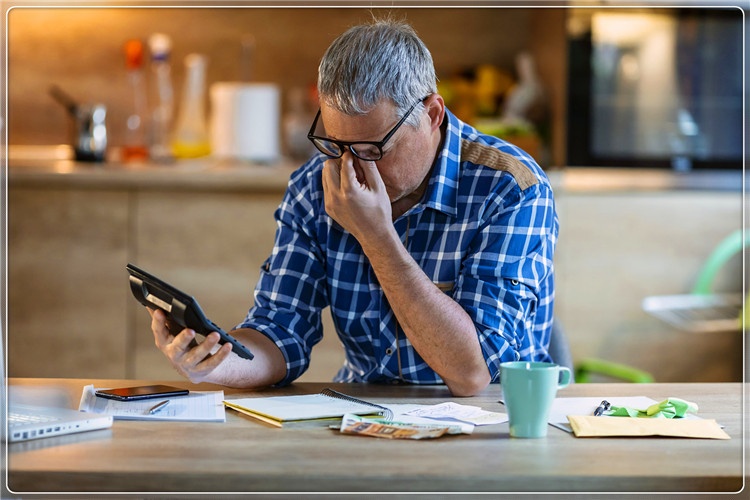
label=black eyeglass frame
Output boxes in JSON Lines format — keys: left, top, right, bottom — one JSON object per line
{"left": 307, "top": 96, "right": 429, "bottom": 161}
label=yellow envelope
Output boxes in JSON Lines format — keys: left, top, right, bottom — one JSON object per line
{"left": 567, "top": 415, "right": 730, "bottom": 440}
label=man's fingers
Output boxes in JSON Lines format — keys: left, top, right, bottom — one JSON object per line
{"left": 323, "top": 158, "right": 341, "bottom": 186}
{"left": 171, "top": 328, "right": 197, "bottom": 351}
{"left": 359, "top": 159, "right": 383, "bottom": 191}
{"left": 338, "top": 155, "right": 361, "bottom": 191}
{"left": 191, "top": 342, "right": 233, "bottom": 373}
{"left": 181, "top": 334, "right": 233, "bottom": 373}
{"left": 151, "top": 309, "right": 173, "bottom": 347}
{"left": 147, "top": 307, "right": 231, "bottom": 383}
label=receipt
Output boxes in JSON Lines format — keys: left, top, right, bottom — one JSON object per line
{"left": 404, "top": 402, "right": 507, "bottom": 425}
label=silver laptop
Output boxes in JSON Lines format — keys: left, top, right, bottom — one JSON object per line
{"left": 7, "top": 403, "right": 113, "bottom": 443}
{"left": 2, "top": 328, "right": 113, "bottom": 443}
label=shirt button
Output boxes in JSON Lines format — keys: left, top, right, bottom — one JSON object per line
{"left": 385, "top": 348, "right": 394, "bottom": 356}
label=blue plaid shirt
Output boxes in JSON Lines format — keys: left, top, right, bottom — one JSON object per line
{"left": 238, "top": 109, "right": 558, "bottom": 386}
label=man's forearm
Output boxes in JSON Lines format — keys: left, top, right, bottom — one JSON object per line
{"left": 360, "top": 228, "right": 491, "bottom": 396}
{"left": 204, "top": 328, "right": 287, "bottom": 389}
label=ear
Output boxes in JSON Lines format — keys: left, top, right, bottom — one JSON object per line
{"left": 424, "top": 93, "right": 446, "bottom": 133}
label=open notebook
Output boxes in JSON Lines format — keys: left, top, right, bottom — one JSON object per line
{"left": 224, "top": 388, "right": 394, "bottom": 427}
{"left": 2, "top": 328, "right": 113, "bottom": 443}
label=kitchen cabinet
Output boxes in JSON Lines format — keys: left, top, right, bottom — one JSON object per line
{"left": 8, "top": 188, "right": 130, "bottom": 378}
{"left": 7, "top": 162, "right": 345, "bottom": 381}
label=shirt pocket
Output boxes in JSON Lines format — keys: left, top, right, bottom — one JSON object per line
{"left": 433, "top": 281, "right": 455, "bottom": 295}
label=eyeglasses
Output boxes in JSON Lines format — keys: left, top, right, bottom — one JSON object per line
{"left": 307, "top": 97, "right": 428, "bottom": 161}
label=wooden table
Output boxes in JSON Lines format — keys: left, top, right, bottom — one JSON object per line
{"left": 5, "top": 379, "right": 745, "bottom": 496}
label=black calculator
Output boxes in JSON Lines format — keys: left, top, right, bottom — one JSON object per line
{"left": 126, "top": 263, "right": 254, "bottom": 360}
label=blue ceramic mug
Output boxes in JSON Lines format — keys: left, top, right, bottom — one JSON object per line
{"left": 500, "top": 361, "right": 572, "bottom": 438}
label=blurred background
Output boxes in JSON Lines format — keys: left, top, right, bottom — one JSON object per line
{"left": 3, "top": 3, "right": 746, "bottom": 384}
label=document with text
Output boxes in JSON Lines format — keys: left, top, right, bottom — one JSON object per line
{"left": 79, "top": 385, "right": 226, "bottom": 422}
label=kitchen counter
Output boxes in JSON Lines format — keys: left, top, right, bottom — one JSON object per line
{"left": 4, "top": 145, "right": 744, "bottom": 193}
{"left": 5, "top": 152, "right": 297, "bottom": 193}
{"left": 552, "top": 166, "right": 744, "bottom": 193}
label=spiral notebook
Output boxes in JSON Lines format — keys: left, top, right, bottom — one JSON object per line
{"left": 224, "top": 388, "right": 393, "bottom": 427}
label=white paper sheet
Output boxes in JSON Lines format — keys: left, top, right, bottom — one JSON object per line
{"left": 403, "top": 402, "right": 507, "bottom": 426}
{"left": 379, "top": 403, "right": 507, "bottom": 434}
{"left": 79, "top": 385, "right": 226, "bottom": 422}
{"left": 547, "top": 396, "right": 660, "bottom": 432}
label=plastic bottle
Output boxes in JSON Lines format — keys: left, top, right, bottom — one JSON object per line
{"left": 172, "top": 53, "right": 211, "bottom": 158}
{"left": 147, "top": 33, "right": 174, "bottom": 163}
{"left": 122, "top": 39, "right": 149, "bottom": 162}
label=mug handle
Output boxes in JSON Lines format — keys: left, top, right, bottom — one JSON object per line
{"left": 557, "top": 366, "right": 572, "bottom": 389}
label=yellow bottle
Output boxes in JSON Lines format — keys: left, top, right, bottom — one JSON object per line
{"left": 172, "top": 53, "right": 211, "bottom": 158}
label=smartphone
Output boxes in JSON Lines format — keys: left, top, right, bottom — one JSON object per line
{"left": 95, "top": 384, "right": 189, "bottom": 401}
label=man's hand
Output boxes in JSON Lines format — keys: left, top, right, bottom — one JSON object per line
{"left": 149, "top": 308, "right": 233, "bottom": 384}
{"left": 321, "top": 153, "right": 392, "bottom": 244}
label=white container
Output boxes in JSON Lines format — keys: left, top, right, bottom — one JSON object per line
{"left": 210, "top": 82, "right": 280, "bottom": 163}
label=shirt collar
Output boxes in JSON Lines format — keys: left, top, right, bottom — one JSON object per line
{"left": 419, "top": 108, "right": 463, "bottom": 218}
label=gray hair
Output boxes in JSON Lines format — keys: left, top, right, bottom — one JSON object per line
{"left": 317, "top": 18, "right": 437, "bottom": 127}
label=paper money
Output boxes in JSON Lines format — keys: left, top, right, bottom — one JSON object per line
{"left": 338, "top": 413, "right": 463, "bottom": 440}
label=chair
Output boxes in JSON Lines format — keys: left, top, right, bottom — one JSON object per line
{"left": 574, "top": 358, "right": 655, "bottom": 383}
{"left": 547, "top": 319, "right": 574, "bottom": 373}
{"left": 691, "top": 229, "right": 748, "bottom": 296}
{"left": 642, "top": 229, "right": 746, "bottom": 334}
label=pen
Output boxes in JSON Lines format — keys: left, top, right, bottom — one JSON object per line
{"left": 594, "top": 399, "right": 612, "bottom": 417}
{"left": 593, "top": 400, "right": 610, "bottom": 417}
{"left": 148, "top": 400, "right": 170, "bottom": 414}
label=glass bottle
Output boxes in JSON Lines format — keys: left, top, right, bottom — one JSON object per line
{"left": 148, "top": 33, "right": 174, "bottom": 163}
{"left": 122, "top": 39, "right": 149, "bottom": 162}
{"left": 172, "top": 53, "right": 211, "bottom": 158}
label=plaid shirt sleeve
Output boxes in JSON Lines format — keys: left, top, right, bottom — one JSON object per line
{"left": 236, "top": 162, "right": 329, "bottom": 386}
{"left": 428, "top": 112, "right": 558, "bottom": 383}
{"left": 454, "top": 174, "right": 557, "bottom": 382}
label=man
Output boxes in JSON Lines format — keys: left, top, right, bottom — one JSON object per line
{"left": 149, "top": 19, "right": 558, "bottom": 397}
